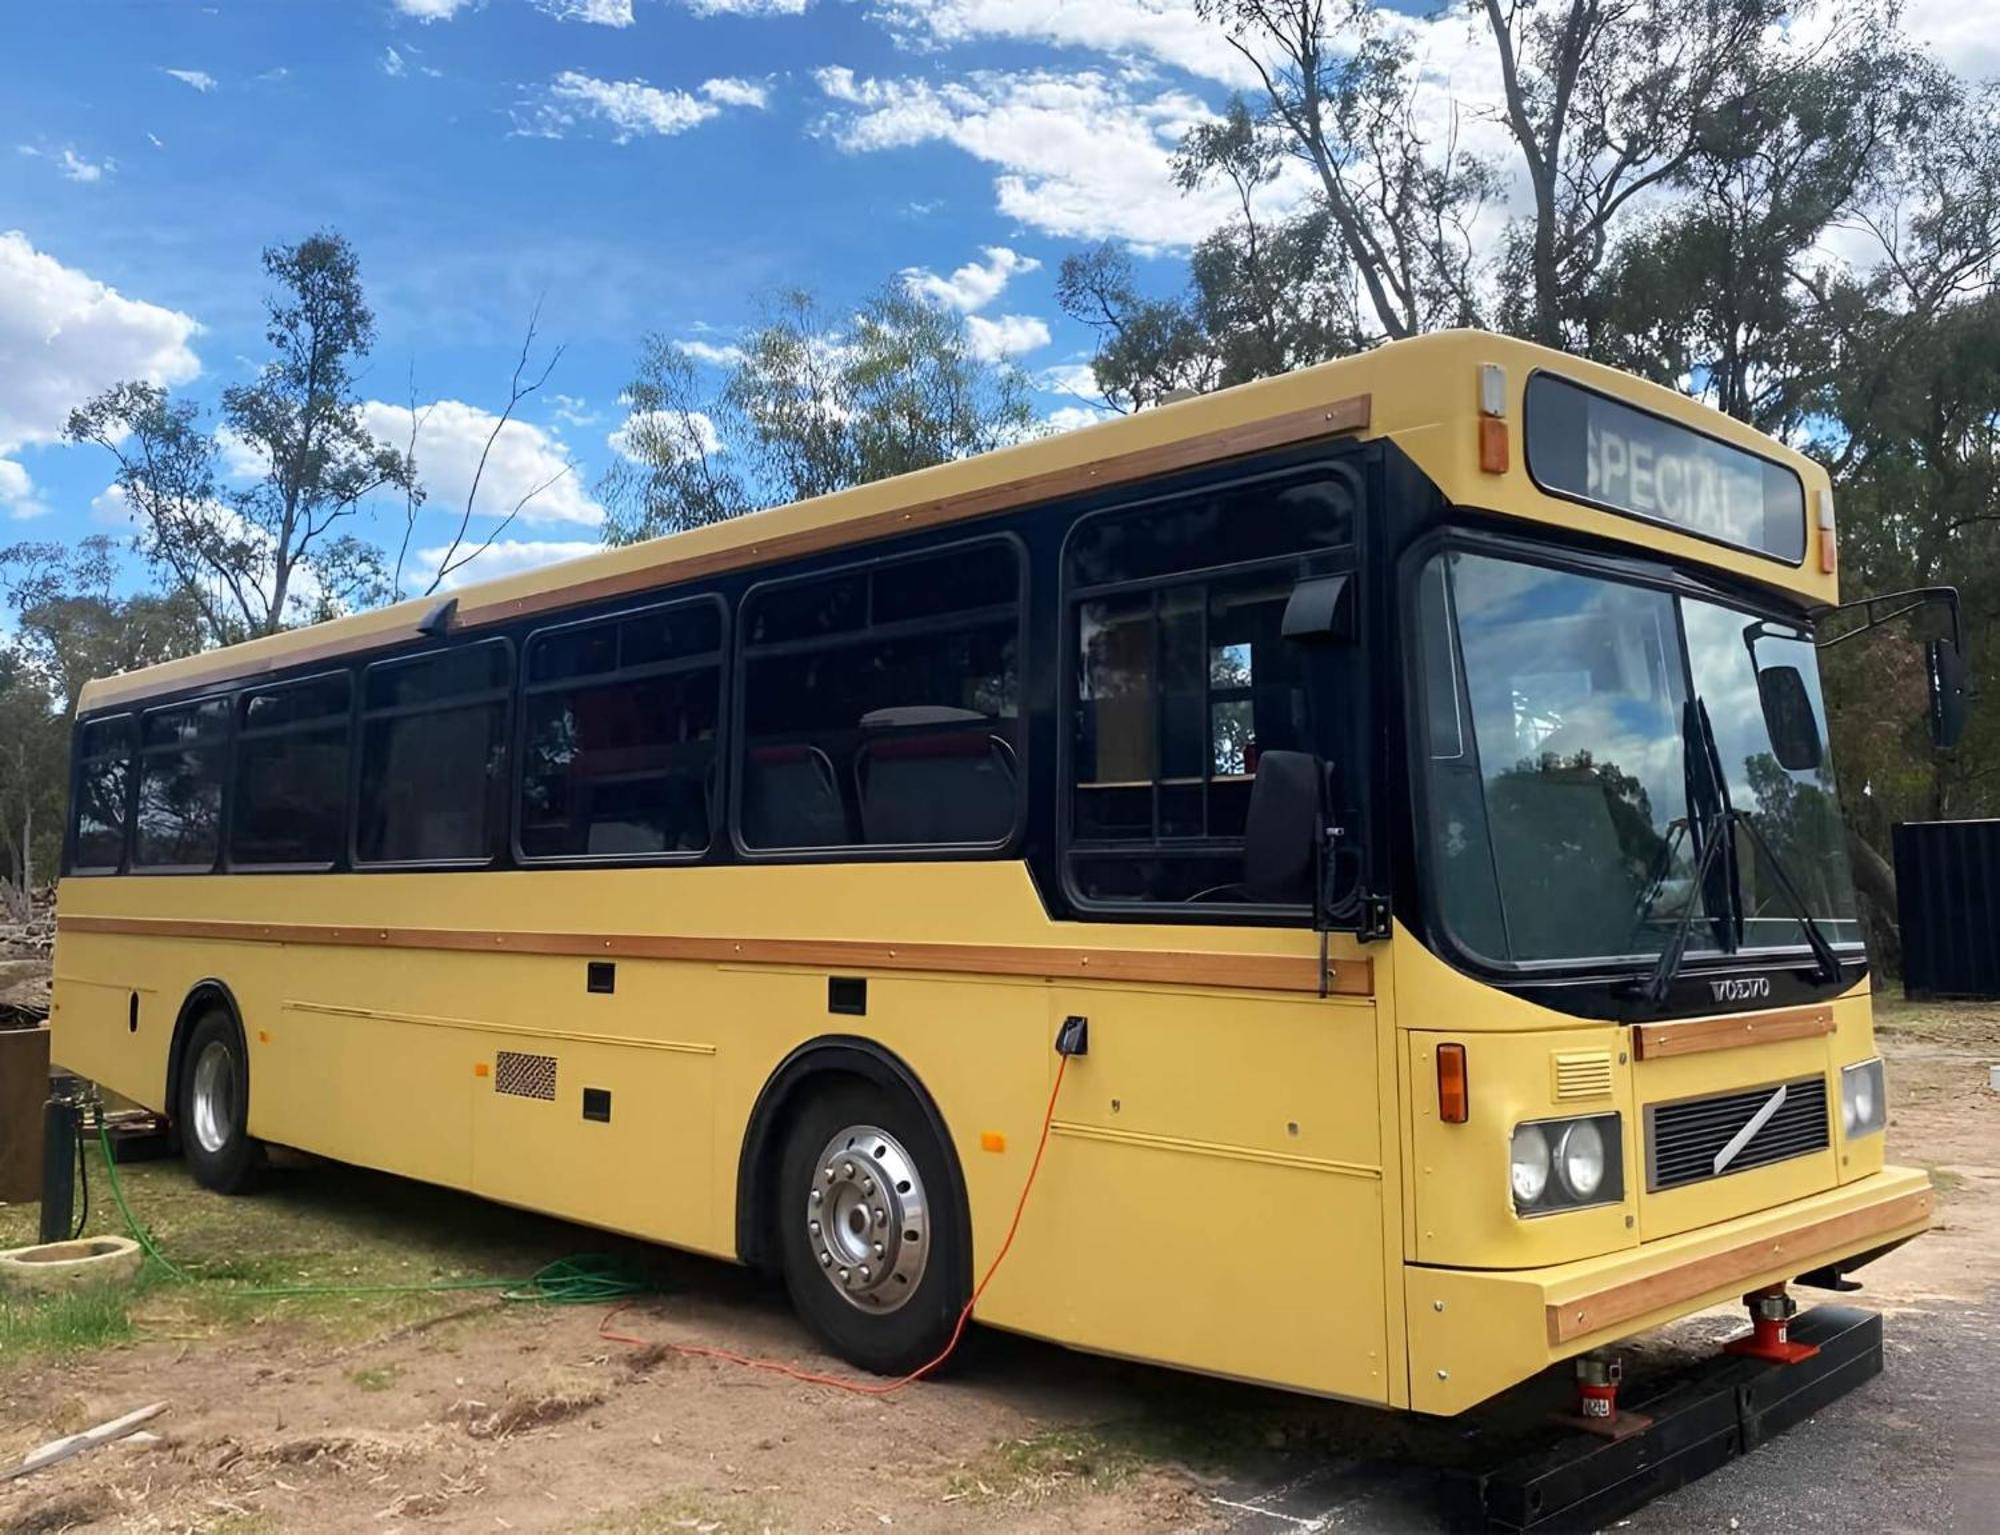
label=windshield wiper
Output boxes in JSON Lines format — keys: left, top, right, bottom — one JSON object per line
{"left": 1633, "top": 814, "right": 1732, "bottom": 1007}
{"left": 1729, "top": 810, "right": 1844, "bottom": 985}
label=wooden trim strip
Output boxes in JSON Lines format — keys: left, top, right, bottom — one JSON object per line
{"left": 1632, "top": 1004, "right": 1835, "bottom": 1061}
{"left": 1051, "top": 1119, "right": 1381, "bottom": 1179}
{"left": 281, "top": 1000, "right": 717, "bottom": 1055}
{"left": 58, "top": 914, "right": 1373, "bottom": 997}
{"left": 1544, "top": 1186, "right": 1933, "bottom": 1346}
{"left": 81, "top": 394, "right": 1370, "bottom": 710}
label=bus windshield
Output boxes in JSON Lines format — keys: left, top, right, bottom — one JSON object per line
{"left": 1415, "top": 549, "right": 1861, "bottom": 968}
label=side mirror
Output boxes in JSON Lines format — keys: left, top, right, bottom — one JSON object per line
{"left": 1242, "top": 750, "right": 1321, "bottom": 904}
{"left": 1755, "top": 664, "right": 1823, "bottom": 771}
{"left": 1928, "top": 637, "right": 1968, "bottom": 750}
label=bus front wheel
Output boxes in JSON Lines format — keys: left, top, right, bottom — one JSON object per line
{"left": 776, "top": 1081, "right": 966, "bottom": 1376}
{"left": 176, "top": 1009, "right": 265, "bottom": 1195}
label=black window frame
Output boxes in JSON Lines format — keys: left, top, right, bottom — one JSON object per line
{"left": 69, "top": 712, "right": 138, "bottom": 876}
{"left": 352, "top": 637, "right": 515, "bottom": 870}
{"left": 130, "top": 695, "right": 232, "bottom": 874}
{"left": 511, "top": 592, "right": 729, "bottom": 867}
{"left": 1056, "top": 462, "right": 1361, "bottom": 920}
{"left": 227, "top": 669, "right": 356, "bottom": 873}
{"left": 729, "top": 532, "right": 1030, "bottom": 862}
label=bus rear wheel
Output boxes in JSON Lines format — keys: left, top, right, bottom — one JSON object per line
{"left": 176, "top": 1009, "right": 264, "bottom": 1195}
{"left": 776, "top": 1081, "right": 966, "bottom": 1377}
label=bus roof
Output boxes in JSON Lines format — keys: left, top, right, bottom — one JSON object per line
{"left": 77, "top": 329, "right": 1836, "bottom": 714}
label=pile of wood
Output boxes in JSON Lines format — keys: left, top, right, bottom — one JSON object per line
{"left": 0, "top": 917, "right": 54, "bottom": 960}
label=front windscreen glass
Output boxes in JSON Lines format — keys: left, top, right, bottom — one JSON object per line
{"left": 1415, "top": 549, "right": 1859, "bottom": 966}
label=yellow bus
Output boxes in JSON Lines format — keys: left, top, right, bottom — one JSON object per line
{"left": 51, "top": 330, "right": 1946, "bottom": 1416}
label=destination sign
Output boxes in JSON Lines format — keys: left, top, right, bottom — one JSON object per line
{"left": 1523, "top": 373, "right": 1806, "bottom": 562}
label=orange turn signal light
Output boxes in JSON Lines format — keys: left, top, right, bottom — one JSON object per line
{"left": 1479, "top": 418, "right": 1509, "bottom": 474}
{"left": 1437, "top": 1043, "right": 1469, "bottom": 1124}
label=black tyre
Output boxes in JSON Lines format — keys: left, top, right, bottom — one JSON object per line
{"left": 776, "top": 1079, "right": 968, "bottom": 1376}
{"left": 176, "top": 1008, "right": 264, "bottom": 1194}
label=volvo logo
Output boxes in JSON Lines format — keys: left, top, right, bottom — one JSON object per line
{"left": 1710, "top": 975, "right": 1771, "bottom": 1003}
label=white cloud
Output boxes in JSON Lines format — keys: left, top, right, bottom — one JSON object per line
{"left": 58, "top": 148, "right": 111, "bottom": 183}
{"left": 902, "top": 245, "right": 1038, "bottom": 313}
{"left": 1904, "top": 0, "right": 2000, "bottom": 94}
{"left": 548, "top": 392, "right": 598, "bottom": 426}
{"left": 815, "top": 66, "right": 1305, "bottom": 251}
{"left": 867, "top": 0, "right": 1258, "bottom": 88}
{"left": 392, "top": 0, "right": 476, "bottom": 17}
{"left": 359, "top": 399, "right": 603, "bottom": 527}
{"left": 534, "top": 0, "right": 636, "bottom": 23}
{"left": 90, "top": 482, "right": 134, "bottom": 527}
{"left": 964, "top": 312, "right": 1050, "bottom": 361}
{"left": 1042, "top": 404, "right": 1111, "bottom": 436}
{"left": 0, "top": 458, "right": 49, "bottom": 520}
{"left": 676, "top": 338, "right": 747, "bottom": 367}
{"left": 608, "top": 408, "right": 721, "bottom": 462}
{"left": 417, "top": 538, "right": 604, "bottom": 590}
{"left": 700, "top": 76, "right": 771, "bottom": 109}
{"left": 381, "top": 46, "right": 408, "bottom": 78}
{"left": 0, "top": 232, "right": 202, "bottom": 456}
{"left": 163, "top": 68, "right": 216, "bottom": 92}
{"left": 214, "top": 425, "right": 270, "bottom": 482}
{"left": 684, "top": 0, "right": 811, "bottom": 14}
{"left": 1038, "top": 361, "right": 1103, "bottom": 400}
{"left": 146, "top": 132, "right": 164, "bottom": 149}
{"left": 521, "top": 70, "right": 766, "bottom": 141}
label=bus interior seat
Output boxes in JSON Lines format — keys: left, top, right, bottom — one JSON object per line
{"left": 855, "top": 731, "right": 1016, "bottom": 846}
{"left": 742, "top": 742, "right": 848, "bottom": 848}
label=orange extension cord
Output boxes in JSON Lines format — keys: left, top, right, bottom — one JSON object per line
{"left": 597, "top": 1054, "right": 1071, "bottom": 1397}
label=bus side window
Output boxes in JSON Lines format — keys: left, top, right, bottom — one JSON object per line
{"left": 519, "top": 599, "right": 724, "bottom": 860}
{"left": 133, "top": 698, "right": 229, "bottom": 871}
{"left": 72, "top": 714, "right": 137, "bottom": 873}
{"left": 738, "top": 540, "right": 1021, "bottom": 852}
{"left": 232, "top": 673, "right": 352, "bottom": 867}
{"left": 356, "top": 641, "right": 512, "bottom": 865}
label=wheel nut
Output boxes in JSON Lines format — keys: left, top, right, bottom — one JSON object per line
{"left": 810, "top": 1221, "right": 821, "bottom": 1236}
{"left": 811, "top": 1189, "right": 822, "bottom": 1206}
{"left": 842, "top": 1161, "right": 855, "bottom": 1177}
{"left": 874, "top": 1209, "right": 887, "bottom": 1226}
{"left": 838, "top": 1267, "right": 850, "bottom": 1283}
{"left": 820, "top": 1252, "right": 831, "bottom": 1267}
{"left": 859, "top": 1266, "right": 870, "bottom": 1281}
{"left": 873, "top": 1243, "right": 885, "bottom": 1259}
{"left": 862, "top": 1179, "right": 875, "bottom": 1196}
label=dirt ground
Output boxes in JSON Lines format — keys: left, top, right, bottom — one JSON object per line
{"left": 0, "top": 995, "right": 1994, "bottom": 1535}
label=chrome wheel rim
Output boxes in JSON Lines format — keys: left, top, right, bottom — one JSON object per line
{"left": 190, "top": 1039, "right": 236, "bottom": 1155}
{"left": 806, "top": 1124, "right": 930, "bottom": 1313}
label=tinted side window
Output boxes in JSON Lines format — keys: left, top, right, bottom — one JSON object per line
{"left": 739, "top": 542, "right": 1021, "bottom": 850}
{"left": 1070, "top": 570, "right": 1311, "bottom": 903}
{"left": 1063, "top": 470, "right": 1356, "bottom": 909}
{"left": 233, "top": 674, "right": 352, "bottom": 867}
{"left": 357, "top": 642, "right": 511, "bottom": 864}
{"left": 134, "top": 698, "right": 229, "bottom": 869}
{"left": 73, "top": 715, "right": 136, "bottom": 873}
{"left": 520, "top": 600, "right": 724, "bottom": 859}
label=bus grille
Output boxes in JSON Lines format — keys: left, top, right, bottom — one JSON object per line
{"left": 1645, "top": 1076, "right": 1829, "bottom": 1192}
{"left": 494, "top": 1050, "right": 558, "bottom": 1102}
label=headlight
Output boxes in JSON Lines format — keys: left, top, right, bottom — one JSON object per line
{"left": 1841, "top": 1058, "right": 1886, "bottom": 1139}
{"left": 1512, "top": 1114, "right": 1622, "bottom": 1215}
{"left": 1510, "top": 1122, "right": 1551, "bottom": 1204}
{"left": 1555, "top": 1118, "right": 1607, "bottom": 1200}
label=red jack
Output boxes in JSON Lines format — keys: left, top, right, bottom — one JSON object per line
{"left": 1724, "top": 1285, "right": 1821, "bottom": 1365}
{"left": 1555, "top": 1350, "right": 1650, "bottom": 1439}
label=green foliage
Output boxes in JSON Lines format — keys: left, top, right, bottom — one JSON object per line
{"left": 65, "top": 231, "right": 413, "bottom": 643}
{"left": 599, "top": 285, "right": 1036, "bottom": 544}
{"left": 0, "top": 1285, "right": 135, "bottom": 1362}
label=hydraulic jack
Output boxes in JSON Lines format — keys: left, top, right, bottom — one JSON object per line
{"left": 1723, "top": 1285, "right": 1822, "bottom": 1365}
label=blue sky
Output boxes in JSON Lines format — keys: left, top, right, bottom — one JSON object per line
{"left": 4, "top": 0, "right": 1986, "bottom": 600}
{"left": 2, "top": 0, "right": 1309, "bottom": 595}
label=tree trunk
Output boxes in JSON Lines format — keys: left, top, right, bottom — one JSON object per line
{"left": 1845, "top": 820, "right": 1900, "bottom": 952}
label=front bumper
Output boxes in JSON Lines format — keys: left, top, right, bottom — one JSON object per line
{"left": 1404, "top": 1164, "right": 1933, "bottom": 1415}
